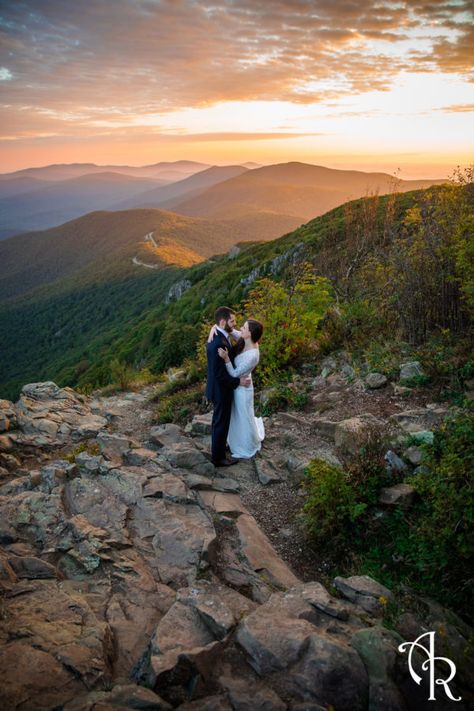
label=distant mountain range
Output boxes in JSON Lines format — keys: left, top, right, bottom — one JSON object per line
{"left": 168, "top": 162, "right": 446, "bottom": 220}
{"left": 0, "top": 160, "right": 444, "bottom": 239}
{"left": 0, "top": 160, "right": 209, "bottom": 182}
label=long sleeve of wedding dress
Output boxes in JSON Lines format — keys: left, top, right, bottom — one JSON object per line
{"left": 224, "top": 349, "right": 259, "bottom": 377}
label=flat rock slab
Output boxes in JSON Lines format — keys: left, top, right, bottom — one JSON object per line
{"left": 198, "top": 490, "right": 249, "bottom": 515}
{"left": 184, "top": 473, "right": 240, "bottom": 493}
{"left": 143, "top": 471, "right": 193, "bottom": 503}
{"left": 122, "top": 447, "right": 159, "bottom": 467}
{"left": 236, "top": 513, "right": 300, "bottom": 591}
{"left": 131, "top": 499, "right": 216, "bottom": 587}
{"left": 150, "top": 423, "right": 189, "bottom": 448}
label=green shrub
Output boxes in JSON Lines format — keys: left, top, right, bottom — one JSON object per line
{"left": 153, "top": 382, "right": 206, "bottom": 425}
{"left": 109, "top": 358, "right": 134, "bottom": 390}
{"left": 258, "top": 383, "right": 309, "bottom": 416}
{"left": 244, "top": 263, "right": 333, "bottom": 382}
{"left": 406, "top": 412, "right": 474, "bottom": 609}
{"left": 302, "top": 460, "right": 366, "bottom": 549}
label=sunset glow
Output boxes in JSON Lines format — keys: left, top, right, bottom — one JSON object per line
{"left": 1, "top": 0, "right": 473, "bottom": 178}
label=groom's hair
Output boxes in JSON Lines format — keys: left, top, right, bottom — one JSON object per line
{"left": 214, "top": 306, "right": 235, "bottom": 324}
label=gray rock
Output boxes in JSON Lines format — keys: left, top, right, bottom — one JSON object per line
{"left": 39, "top": 460, "right": 78, "bottom": 491}
{"left": 150, "top": 423, "right": 188, "bottom": 448}
{"left": 147, "top": 599, "right": 222, "bottom": 688}
{"left": 351, "top": 627, "right": 406, "bottom": 711}
{"left": 184, "top": 473, "right": 240, "bottom": 493}
{"left": 335, "top": 415, "right": 383, "bottom": 455}
{"left": 390, "top": 408, "right": 449, "bottom": 433}
{"left": 96, "top": 432, "right": 136, "bottom": 461}
{"left": 190, "top": 413, "right": 213, "bottom": 435}
{"left": 384, "top": 450, "right": 409, "bottom": 474}
{"left": 333, "top": 575, "right": 393, "bottom": 616}
{"left": 219, "top": 675, "right": 286, "bottom": 711}
{"left": 287, "top": 633, "right": 369, "bottom": 711}
{"left": 341, "top": 363, "right": 356, "bottom": 380}
{"left": 8, "top": 555, "right": 58, "bottom": 579}
{"left": 399, "top": 361, "right": 424, "bottom": 382}
{"left": 310, "top": 417, "right": 337, "bottom": 439}
{"left": 299, "top": 581, "right": 349, "bottom": 621}
{"left": 122, "top": 447, "right": 158, "bottom": 467}
{"left": 365, "top": 372, "right": 388, "bottom": 389}
{"left": 161, "top": 442, "right": 215, "bottom": 476}
{"left": 320, "top": 356, "right": 337, "bottom": 378}
{"left": 379, "top": 484, "right": 416, "bottom": 509}
{"left": 131, "top": 498, "right": 216, "bottom": 587}
{"left": 142, "top": 471, "right": 192, "bottom": 504}
{"left": 255, "top": 458, "right": 281, "bottom": 485}
{"left": 403, "top": 445, "right": 424, "bottom": 466}
{"left": 177, "top": 582, "right": 257, "bottom": 640}
{"left": 237, "top": 607, "right": 317, "bottom": 675}
{"left": 412, "top": 464, "right": 430, "bottom": 476}
{"left": 74, "top": 451, "right": 109, "bottom": 475}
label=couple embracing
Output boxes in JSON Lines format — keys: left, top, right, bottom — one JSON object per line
{"left": 206, "top": 306, "right": 264, "bottom": 467}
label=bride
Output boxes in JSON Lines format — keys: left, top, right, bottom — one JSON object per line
{"left": 216, "top": 319, "right": 265, "bottom": 459}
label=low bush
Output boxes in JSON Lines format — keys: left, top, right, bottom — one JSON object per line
{"left": 258, "top": 382, "right": 309, "bottom": 416}
{"left": 302, "top": 460, "right": 366, "bottom": 549}
{"left": 302, "top": 411, "right": 474, "bottom": 621}
{"left": 153, "top": 382, "right": 207, "bottom": 425}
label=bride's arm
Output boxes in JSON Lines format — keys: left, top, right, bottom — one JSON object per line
{"left": 222, "top": 350, "right": 258, "bottom": 378}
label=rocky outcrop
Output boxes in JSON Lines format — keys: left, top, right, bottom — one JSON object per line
{"left": 2, "top": 381, "right": 107, "bottom": 451}
{"left": 0, "top": 381, "right": 471, "bottom": 710}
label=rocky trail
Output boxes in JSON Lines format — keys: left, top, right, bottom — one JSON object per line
{"left": 0, "top": 365, "right": 472, "bottom": 710}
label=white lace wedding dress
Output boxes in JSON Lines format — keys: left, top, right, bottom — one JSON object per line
{"left": 225, "top": 348, "right": 265, "bottom": 458}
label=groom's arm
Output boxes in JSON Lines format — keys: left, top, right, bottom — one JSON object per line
{"left": 208, "top": 340, "right": 240, "bottom": 390}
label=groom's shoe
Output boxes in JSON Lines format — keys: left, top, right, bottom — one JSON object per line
{"left": 212, "top": 457, "right": 239, "bottom": 467}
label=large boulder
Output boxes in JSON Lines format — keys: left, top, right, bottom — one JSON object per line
{"left": 335, "top": 414, "right": 383, "bottom": 455}
{"left": 365, "top": 372, "right": 388, "bottom": 389}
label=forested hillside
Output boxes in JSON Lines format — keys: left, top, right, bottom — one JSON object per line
{"left": 1, "top": 175, "right": 472, "bottom": 402}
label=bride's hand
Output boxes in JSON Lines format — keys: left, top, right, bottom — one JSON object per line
{"left": 218, "top": 347, "right": 230, "bottom": 362}
{"left": 207, "top": 324, "right": 218, "bottom": 342}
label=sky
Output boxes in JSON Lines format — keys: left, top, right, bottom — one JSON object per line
{"left": 0, "top": 0, "right": 473, "bottom": 178}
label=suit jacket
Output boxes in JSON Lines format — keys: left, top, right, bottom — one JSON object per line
{"left": 206, "top": 332, "right": 240, "bottom": 402}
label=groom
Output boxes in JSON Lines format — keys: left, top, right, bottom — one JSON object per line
{"left": 206, "top": 306, "right": 249, "bottom": 466}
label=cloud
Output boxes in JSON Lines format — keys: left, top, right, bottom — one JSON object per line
{"left": 436, "top": 103, "right": 474, "bottom": 113}
{"left": 0, "top": 0, "right": 472, "bottom": 141}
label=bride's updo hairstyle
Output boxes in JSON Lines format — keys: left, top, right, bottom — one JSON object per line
{"left": 235, "top": 319, "right": 263, "bottom": 354}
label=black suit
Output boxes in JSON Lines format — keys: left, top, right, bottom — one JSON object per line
{"left": 206, "top": 331, "right": 240, "bottom": 462}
